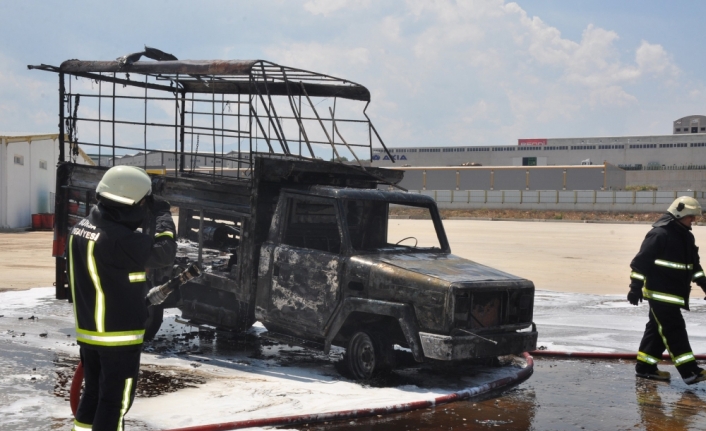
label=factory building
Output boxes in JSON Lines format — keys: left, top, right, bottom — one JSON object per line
{"left": 372, "top": 115, "right": 706, "bottom": 171}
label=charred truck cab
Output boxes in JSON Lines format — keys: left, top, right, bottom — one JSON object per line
{"left": 31, "top": 50, "right": 536, "bottom": 380}
{"left": 256, "top": 185, "right": 536, "bottom": 377}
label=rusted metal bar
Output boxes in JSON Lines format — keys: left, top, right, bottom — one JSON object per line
{"left": 144, "top": 74, "right": 148, "bottom": 168}
{"left": 97, "top": 76, "right": 102, "bottom": 166}
{"left": 198, "top": 210, "right": 204, "bottom": 268}
{"left": 59, "top": 59, "right": 258, "bottom": 75}
{"left": 253, "top": 86, "right": 288, "bottom": 154}
{"left": 212, "top": 76, "right": 217, "bottom": 178}
{"left": 281, "top": 68, "right": 315, "bottom": 158}
{"left": 179, "top": 81, "right": 371, "bottom": 100}
{"left": 65, "top": 69, "right": 174, "bottom": 93}
{"left": 248, "top": 78, "right": 275, "bottom": 154}
{"left": 285, "top": 89, "right": 315, "bottom": 157}
{"left": 111, "top": 75, "right": 116, "bottom": 163}
{"left": 59, "top": 72, "right": 65, "bottom": 162}
{"left": 71, "top": 116, "right": 248, "bottom": 137}
{"left": 258, "top": 63, "right": 290, "bottom": 154}
{"left": 328, "top": 106, "right": 363, "bottom": 168}
{"left": 177, "top": 80, "right": 184, "bottom": 175}
{"left": 77, "top": 93, "right": 239, "bottom": 104}
{"left": 299, "top": 82, "right": 341, "bottom": 160}
{"left": 362, "top": 101, "right": 394, "bottom": 163}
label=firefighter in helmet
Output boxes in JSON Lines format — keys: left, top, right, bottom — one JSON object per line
{"left": 69, "top": 166, "right": 176, "bottom": 430}
{"left": 628, "top": 196, "right": 706, "bottom": 385}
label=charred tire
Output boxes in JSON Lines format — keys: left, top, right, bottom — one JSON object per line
{"left": 144, "top": 304, "right": 164, "bottom": 341}
{"left": 345, "top": 330, "right": 394, "bottom": 380}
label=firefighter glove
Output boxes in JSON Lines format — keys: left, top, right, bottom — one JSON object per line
{"left": 629, "top": 279, "right": 644, "bottom": 291}
{"left": 628, "top": 288, "right": 643, "bottom": 306}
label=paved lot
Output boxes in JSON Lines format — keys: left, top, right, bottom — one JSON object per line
{"left": 389, "top": 219, "right": 706, "bottom": 297}
{"left": 4, "top": 220, "right": 706, "bottom": 298}
{"left": 0, "top": 231, "right": 54, "bottom": 291}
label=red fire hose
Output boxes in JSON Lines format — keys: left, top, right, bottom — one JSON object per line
{"left": 528, "top": 350, "right": 706, "bottom": 360}
{"left": 70, "top": 352, "right": 534, "bottom": 430}
{"left": 70, "top": 361, "right": 84, "bottom": 416}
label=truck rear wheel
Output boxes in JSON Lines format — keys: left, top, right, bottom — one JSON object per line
{"left": 345, "top": 330, "right": 394, "bottom": 380}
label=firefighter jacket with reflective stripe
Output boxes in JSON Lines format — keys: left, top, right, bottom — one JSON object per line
{"left": 68, "top": 203, "right": 176, "bottom": 350}
{"left": 630, "top": 213, "right": 703, "bottom": 310}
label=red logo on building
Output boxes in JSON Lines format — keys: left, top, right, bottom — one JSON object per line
{"left": 518, "top": 139, "right": 547, "bottom": 146}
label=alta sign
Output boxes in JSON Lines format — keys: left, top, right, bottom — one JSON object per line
{"left": 518, "top": 139, "right": 547, "bottom": 146}
{"left": 373, "top": 154, "right": 407, "bottom": 161}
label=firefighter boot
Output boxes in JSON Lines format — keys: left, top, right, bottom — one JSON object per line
{"left": 636, "top": 363, "right": 671, "bottom": 381}
{"left": 683, "top": 369, "right": 706, "bottom": 385}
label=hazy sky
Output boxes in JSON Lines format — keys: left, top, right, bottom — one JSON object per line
{"left": 1, "top": 0, "right": 702, "bottom": 148}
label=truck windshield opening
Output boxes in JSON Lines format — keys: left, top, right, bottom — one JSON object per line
{"left": 345, "top": 200, "right": 441, "bottom": 251}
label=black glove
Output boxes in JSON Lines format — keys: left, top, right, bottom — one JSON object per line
{"left": 695, "top": 279, "right": 706, "bottom": 300}
{"left": 627, "top": 288, "right": 643, "bottom": 306}
{"left": 146, "top": 194, "right": 170, "bottom": 213}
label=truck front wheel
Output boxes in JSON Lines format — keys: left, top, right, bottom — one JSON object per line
{"left": 345, "top": 330, "right": 394, "bottom": 380}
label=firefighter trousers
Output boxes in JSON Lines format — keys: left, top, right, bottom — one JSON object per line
{"left": 637, "top": 300, "right": 700, "bottom": 379}
{"left": 73, "top": 346, "right": 141, "bottom": 431}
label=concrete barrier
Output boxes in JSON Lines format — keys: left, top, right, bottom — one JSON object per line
{"left": 408, "top": 190, "right": 706, "bottom": 212}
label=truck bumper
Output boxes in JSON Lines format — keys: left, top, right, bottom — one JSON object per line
{"left": 418, "top": 325, "right": 538, "bottom": 361}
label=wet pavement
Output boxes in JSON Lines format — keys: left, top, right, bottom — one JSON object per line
{"left": 299, "top": 358, "right": 706, "bottom": 431}
{"left": 3, "top": 288, "right": 706, "bottom": 430}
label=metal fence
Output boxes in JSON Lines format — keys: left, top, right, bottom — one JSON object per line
{"left": 409, "top": 190, "right": 706, "bottom": 212}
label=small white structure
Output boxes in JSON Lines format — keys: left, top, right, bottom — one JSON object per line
{"left": 0, "top": 134, "right": 93, "bottom": 229}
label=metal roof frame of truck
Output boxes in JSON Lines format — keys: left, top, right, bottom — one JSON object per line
{"left": 28, "top": 49, "right": 396, "bottom": 181}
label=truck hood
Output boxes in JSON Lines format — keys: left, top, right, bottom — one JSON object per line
{"left": 373, "top": 253, "right": 529, "bottom": 286}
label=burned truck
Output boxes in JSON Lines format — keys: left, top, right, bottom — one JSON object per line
{"left": 31, "top": 49, "right": 537, "bottom": 379}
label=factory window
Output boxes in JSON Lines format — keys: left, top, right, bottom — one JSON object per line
{"left": 39, "top": 160, "right": 47, "bottom": 170}
{"left": 13, "top": 155, "right": 24, "bottom": 165}
{"left": 702, "top": 128, "right": 706, "bottom": 132}
{"left": 692, "top": 127, "right": 699, "bottom": 133}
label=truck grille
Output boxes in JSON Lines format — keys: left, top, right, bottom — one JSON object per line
{"left": 453, "top": 288, "right": 533, "bottom": 329}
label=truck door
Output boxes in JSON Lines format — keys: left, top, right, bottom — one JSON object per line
{"left": 268, "top": 196, "right": 344, "bottom": 336}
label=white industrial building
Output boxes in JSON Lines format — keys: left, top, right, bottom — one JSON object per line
{"left": 372, "top": 116, "right": 706, "bottom": 168}
{"left": 0, "top": 134, "right": 93, "bottom": 229}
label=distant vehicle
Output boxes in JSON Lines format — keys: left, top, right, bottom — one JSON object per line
{"left": 580, "top": 159, "right": 593, "bottom": 165}
{"left": 32, "top": 50, "right": 537, "bottom": 380}
{"left": 461, "top": 162, "right": 483, "bottom": 166}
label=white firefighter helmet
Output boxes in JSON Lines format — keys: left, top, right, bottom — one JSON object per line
{"left": 96, "top": 166, "right": 152, "bottom": 206}
{"left": 667, "top": 196, "right": 702, "bottom": 219}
